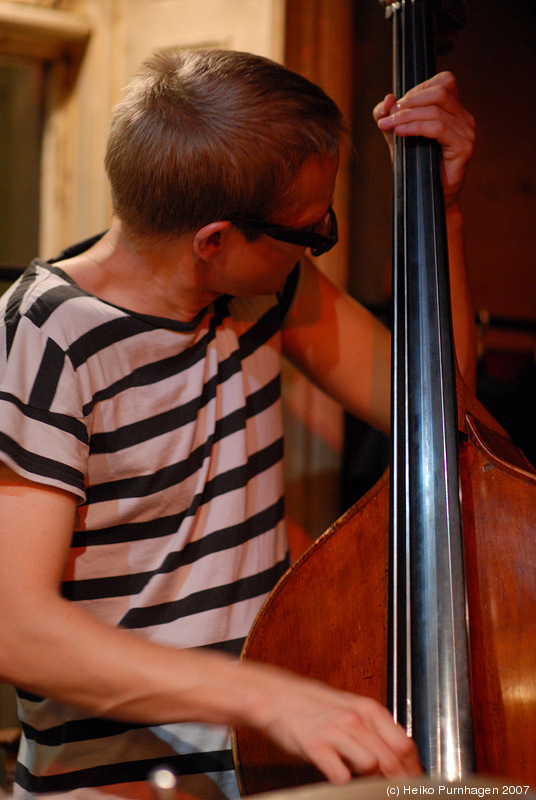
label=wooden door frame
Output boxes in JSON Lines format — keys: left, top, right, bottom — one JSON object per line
{"left": 285, "top": 0, "right": 353, "bottom": 290}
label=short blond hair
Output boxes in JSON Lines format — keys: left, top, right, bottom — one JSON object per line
{"left": 104, "top": 48, "right": 346, "bottom": 239}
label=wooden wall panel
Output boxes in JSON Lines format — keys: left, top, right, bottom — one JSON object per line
{"left": 282, "top": 0, "right": 355, "bottom": 553}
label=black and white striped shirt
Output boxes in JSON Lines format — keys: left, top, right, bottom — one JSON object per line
{"left": 0, "top": 248, "right": 295, "bottom": 798}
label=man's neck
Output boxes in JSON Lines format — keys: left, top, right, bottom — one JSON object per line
{"left": 56, "top": 221, "right": 219, "bottom": 322}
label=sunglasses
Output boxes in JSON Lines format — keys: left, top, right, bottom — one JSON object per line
{"left": 229, "top": 206, "right": 338, "bottom": 257}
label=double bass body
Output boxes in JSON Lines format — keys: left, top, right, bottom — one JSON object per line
{"left": 233, "top": 399, "right": 536, "bottom": 794}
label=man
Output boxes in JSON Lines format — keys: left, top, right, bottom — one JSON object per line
{"left": 0, "top": 48, "right": 475, "bottom": 799}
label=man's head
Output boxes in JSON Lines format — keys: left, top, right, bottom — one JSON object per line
{"left": 104, "top": 48, "right": 346, "bottom": 241}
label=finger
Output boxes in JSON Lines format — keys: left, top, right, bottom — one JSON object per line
{"left": 396, "top": 73, "right": 475, "bottom": 130}
{"left": 335, "top": 699, "right": 422, "bottom": 778}
{"left": 321, "top": 707, "right": 420, "bottom": 779}
{"left": 367, "top": 713, "right": 423, "bottom": 776}
{"left": 401, "top": 70, "right": 460, "bottom": 105}
{"left": 351, "top": 722, "right": 419, "bottom": 777}
{"left": 385, "top": 115, "right": 473, "bottom": 151}
{"left": 306, "top": 740, "right": 367, "bottom": 785}
{"left": 380, "top": 96, "right": 475, "bottom": 136}
{"left": 305, "top": 719, "right": 381, "bottom": 782}
{"left": 373, "top": 92, "right": 397, "bottom": 124}
{"left": 378, "top": 105, "right": 475, "bottom": 151}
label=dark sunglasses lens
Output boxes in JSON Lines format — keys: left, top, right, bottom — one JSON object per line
{"left": 314, "top": 208, "right": 334, "bottom": 237}
{"left": 310, "top": 209, "right": 337, "bottom": 255}
{"left": 230, "top": 207, "right": 337, "bottom": 256}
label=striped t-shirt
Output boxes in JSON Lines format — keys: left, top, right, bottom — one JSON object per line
{"left": 0, "top": 246, "right": 294, "bottom": 799}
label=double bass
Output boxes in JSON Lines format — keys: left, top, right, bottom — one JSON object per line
{"left": 233, "top": 0, "right": 536, "bottom": 793}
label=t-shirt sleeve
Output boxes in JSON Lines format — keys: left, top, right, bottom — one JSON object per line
{"left": 0, "top": 314, "right": 89, "bottom": 501}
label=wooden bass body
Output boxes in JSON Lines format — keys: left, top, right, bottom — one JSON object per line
{"left": 232, "top": 391, "right": 536, "bottom": 795}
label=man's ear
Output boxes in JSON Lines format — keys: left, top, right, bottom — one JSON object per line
{"left": 193, "top": 221, "right": 233, "bottom": 260}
